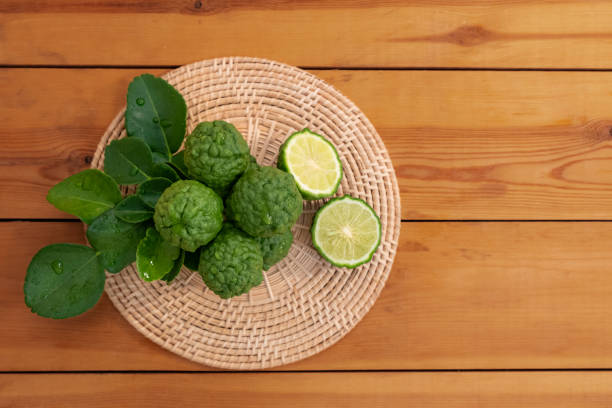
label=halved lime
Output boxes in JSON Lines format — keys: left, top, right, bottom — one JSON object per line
{"left": 311, "top": 195, "right": 381, "bottom": 268}
{"left": 278, "top": 128, "right": 342, "bottom": 199}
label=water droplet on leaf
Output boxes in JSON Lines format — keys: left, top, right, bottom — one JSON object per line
{"left": 51, "top": 260, "right": 64, "bottom": 275}
{"left": 152, "top": 117, "right": 159, "bottom": 124}
{"left": 129, "top": 167, "right": 139, "bottom": 176}
{"left": 136, "top": 97, "right": 145, "bottom": 106}
{"left": 161, "top": 119, "right": 172, "bottom": 128}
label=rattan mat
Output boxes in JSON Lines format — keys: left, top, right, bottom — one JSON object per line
{"left": 91, "top": 57, "right": 401, "bottom": 369}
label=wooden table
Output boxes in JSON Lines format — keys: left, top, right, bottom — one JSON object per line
{"left": 4, "top": 1, "right": 612, "bottom": 406}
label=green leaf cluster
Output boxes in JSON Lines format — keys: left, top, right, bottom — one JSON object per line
{"left": 25, "top": 74, "right": 191, "bottom": 319}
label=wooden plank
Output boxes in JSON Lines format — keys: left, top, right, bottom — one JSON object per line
{"left": 5, "top": 220, "right": 612, "bottom": 371}
{"left": 4, "top": 69, "right": 612, "bottom": 219}
{"left": 3, "top": 372, "right": 612, "bottom": 407}
{"left": 0, "top": 69, "right": 134, "bottom": 219}
{"left": 4, "top": 2, "right": 612, "bottom": 68}
{"left": 1, "top": 221, "right": 203, "bottom": 371}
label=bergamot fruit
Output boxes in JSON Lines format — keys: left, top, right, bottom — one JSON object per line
{"left": 184, "top": 121, "right": 250, "bottom": 196}
{"left": 199, "top": 224, "right": 263, "bottom": 299}
{"left": 247, "top": 154, "right": 259, "bottom": 172}
{"left": 278, "top": 128, "right": 342, "bottom": 199}
{"left": 311, "top": 195, "right": 381, "bottom": 268}
{"left": 226, "top": 166, "right": 303, "bottom": 237}
{"left": 153, "top": 180, "right": 223, "bottom": 251}
{"left": 256, "top": 229, "right": 293, "bottom": 270}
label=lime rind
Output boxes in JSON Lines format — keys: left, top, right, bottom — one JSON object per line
{"left": 278, "top": 128, "right": 343, "bottom": 200}
{"left": 311, "top": 195, "right": 382, "bottom": 269}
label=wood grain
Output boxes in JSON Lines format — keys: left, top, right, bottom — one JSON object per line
{"left": 5, "top": 220, "right": 612, "bottom": 371}
{"left": 4, "top": 69, "right": 612, "bottom": 219}
{"left": 4, "top": 1, "right": 612, "bottom": 68}
{"left": 3, "top": 372, "right": 612, "bottom": 407}
{"left": 3, "top": 0, "right": 603, "bottom": 14}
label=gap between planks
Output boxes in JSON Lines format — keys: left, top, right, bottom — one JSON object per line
{"left": 5, "top": 368, "right": 612, "bottom": 374}
{"left": 7, "top": 65, "right": 612, "bottom": 72}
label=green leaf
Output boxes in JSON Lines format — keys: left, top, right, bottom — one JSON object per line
{"left": 24, "top": 244, "right": 105, "bottom": 319}
{"left": 137, "top": 177, "right": 173, "bottom": 208}
{"left": 162, "top": 250, "right": 185, "bottom": 284}
{"left": 183, "top": 248, "right": 201, "bottom": 271}
{"left": 170, "top": 151, "right": 189, "bottom": 178}
{"left": 114, "top": 195, "right": 153, "bottom": 223}
{"left": 152, "top": 152, "right": 169, "bottom": 165}
{"left": 86, "top": 209, "right": 147, "bottom": 273}
{"left": 151, "top": 163, "right": 180, "bottom": 182}
{"left": 125, "top": 74, "right": 187, "bottom": 159}
{"left": 103, "top": 138, "right": 154, "bottom": 185}
{"left": 47, "top": 169, "right": 122, "bottom": 224}
{"left": 137, "top": 228, "right": 181, "bottom": 282}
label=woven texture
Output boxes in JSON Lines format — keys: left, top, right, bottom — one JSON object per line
{"left": 91, "top": 57, "right": 401, "bottom": 369}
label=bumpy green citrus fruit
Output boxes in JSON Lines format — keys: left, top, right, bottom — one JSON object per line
{"left": 153, "top": 180, "right": 223, "bottom": 252}
{"left": 256, "top": 229, "right": 293, "bottom": 270}
{"left": 226, "top": 166, "right": 303, "bottom": 237}
{"left": 199, "top": 224, "right": 263, "bottom": 299}
{"left": 184, "top": 121, "right": 250, "bottom": 196}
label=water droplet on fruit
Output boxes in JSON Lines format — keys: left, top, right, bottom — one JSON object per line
{"left": 136, "top": 97, "right": 145, "bottom": 106}
{"left": 51, "top": 260, "right": 64, "bottom": 275}
{"left": 152, "top": 117, "right": 159, "bottom": 124}
{"left": 161, "top": 119, "right": 172, "bottom": 128}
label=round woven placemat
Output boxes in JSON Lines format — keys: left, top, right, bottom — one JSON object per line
{"left": 91, "top": 57, "right": 401, "bottom": 369}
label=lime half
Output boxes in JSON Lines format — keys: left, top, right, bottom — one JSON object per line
{"left": 278, "top": 128, "right": 342, "bottom": 199}
{"left": 311, "top": 195, "right": 381, "bottom": 268}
